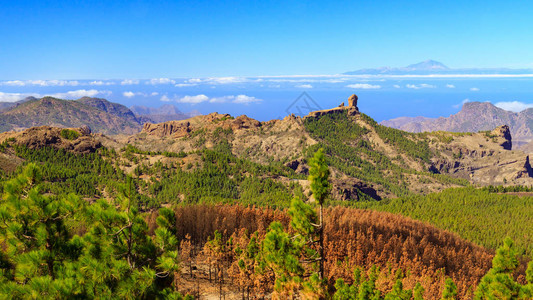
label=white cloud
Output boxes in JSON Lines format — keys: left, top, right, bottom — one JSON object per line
{"left": 453, "top": 98, "right": 470, "bottom": 108}
{"left": 123, "top": 91, "right": 136, "bottom": 98}
{"left": 231, "top": 95, "right": 262, "bottom": 104}
{"left": 295, "top": 84, "right": 313, "bottom": 89}
{"left": 121, "top": 79, "right": 140, "bottom": 85}
{"left": 209, "top": 96, "right": 231, "bottom": 103}
{"left": 446, "top": 84, "right": 456, "bottom": 88}
{"left": 406, "top": 83, "right": 436, "bottom": 89}
{"left": 148, "top": 78, "right": 176, "bottom": 85}
{"left": 208, "top": 77, "right": 246, "bottom": 84}
{"left": 177, "top": 94, "right": 209, "bottom": 104}
{"left": 209, "top": 95, "right": 262, "bottom": 104}
{"left": 346, "top": 83, "right": 381, "bottom": 89}
{"left": 494, "top": 101, "right": 533, "bottom": 112}
{"left": 0, "top": 80, "right": 79, "bottom": 87}
{"left": 162, "top": 94, "right": 262, "bottom": 105}
{"left": 89, "top": 80, "right": 115, "bottom": 86}
{"left": 1, "top": 80, "right": 26, "bottom": 86}
{"left": 470, "top": 87, "right": 480, "bottom": 91}
{"left": 180, "top": 77, "right": 261, "bottom": 85}
{"left": 393, "top": 84, "right": 401, "bottom": 88}
{"left": 123, "top": 91, "right": 159, "bottom": 98}
{"left": 175, "top": 83, "right": 198, "bottom": 87}
{"left": 50, "top": 89, "right": 111, "bottom": 99}
{"left": 0, "top": 92, "right": 38, "bottom": 102}
{"left": 0, "top": 89, "right": 113, "bottom": 102}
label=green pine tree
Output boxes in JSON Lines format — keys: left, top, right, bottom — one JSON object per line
{"left": 474, "top": 237, "right": 522, "bottom": 299}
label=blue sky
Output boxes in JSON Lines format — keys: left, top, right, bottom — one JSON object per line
{"left": 2, "top": 0, "right": 533, "bottom": 79}
{"left": 2, "top": 1, "right": 533, "bottom": 122}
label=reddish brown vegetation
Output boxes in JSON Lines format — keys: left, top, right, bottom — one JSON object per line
{"left": 147, "top": 205, "right": 495, "bottom": 299}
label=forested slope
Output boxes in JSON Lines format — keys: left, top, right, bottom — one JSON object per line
{"left": 356, "top": 187, "right": 533, "bottom": 256}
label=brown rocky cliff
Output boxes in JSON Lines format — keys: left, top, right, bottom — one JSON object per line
{"left": 517, "top": 155, "right": 533, "bottom": 178}
{"left": 0, "top": 126, "right": 101, "bottom": 153}
{"left": 142, "top": 121, "right": 192, "bottom": 138}
{"left": 491, "top": 125, "right": 512, "bottom": 150}
{"left": 305, "top": 94, "right": 360, "bottom": 118}
{"left": 348, "top": 94, "right": 358, "bottom": 107}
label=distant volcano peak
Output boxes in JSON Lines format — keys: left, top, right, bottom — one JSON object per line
{"left": 405, "top": 60, "right": 449, "bottom": 71}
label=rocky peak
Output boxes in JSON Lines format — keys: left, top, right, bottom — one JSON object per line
{"left": 491, "top": 125, "right": 512, "bottom": 150}
{"left": 306, "top": 94, "right": 360, "bottom": 118}
{"left": 78, "top": 125, "right": 92, "bottom": 135}
{"left": 0, "top": 126, "right": 101, "bottom": 153}
{"left": 348, "top": 94, "right": 358, "bottom": 108}
{"left": 231, "top": 115, "right": 261, "bottom": 130}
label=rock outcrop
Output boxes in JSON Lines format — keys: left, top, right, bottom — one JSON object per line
{"left": 516, "top": 156, "right": 533, "bottom": 178}
{"left": 231, "top": 115, "right": 261, "bottom": 130}
{"left": 426, "top": 127, "right": 533, "bottom": 185}
{"left": 491, "top": 125, "right": 512, "bottom": 150}
{"left": 348, "top": 94, "right": 358, "bottom": 107}
{"left": 285, "top": 158, "right": 309, "bottom": 175}
{"left": 142, "top": 121, "right": 192, "bottom": 138}
{"left": 0, "top": 126, "right": 101, "bottom": 153}
{"left": 380, "top": 101, "right": 533, "bottom": 147}
{"left": 331, "top": 178, "right": 381, "bottom": 201}
{"left": 305, "top": 94, "right": 360, "bottom": 118}
{"left": 140, "top": 113, "right": 262, "bottom": 138}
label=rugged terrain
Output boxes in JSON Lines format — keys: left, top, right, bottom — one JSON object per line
{"left": 94, "top": 95, "right": 533, "bottom": 200}
{"left": 381, "top": 101, "right": 533, "bottom": 148}
{"left": 0, "top": 97, "right": 193, "bottom": 135}
{"left": 130, "top": 104, "right": 199, "bottom": 124}
{"left": 0, "top": 94, "right": 531, "bottom": 298}
{"left": 2, "top": 94, "right": 532, "bottom": 201}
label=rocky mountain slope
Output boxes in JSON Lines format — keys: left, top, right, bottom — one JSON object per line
{"left": 98, "top": 95, "right": 533, "bottom": 201}
{"left": 381, "top": 101, "right": 533, "bottom": 147}
{"left": 0, "top": 97, "right": 142, "bottom": 135}
{"left": 0, "top": 97, "right": 200, "bottom": 135}
{"left": 3, "top": 94, "right": 531, "bottom": 201}
{"left": 130, "top": 104, "right": 200, "bottom": 124}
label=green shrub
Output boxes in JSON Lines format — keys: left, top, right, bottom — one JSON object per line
{"left": 60, "top": 128, "right": 81, "bottom": 140}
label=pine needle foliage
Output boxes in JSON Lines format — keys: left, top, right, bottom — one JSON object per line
{"left": 0, "top": 164, "right": 190, "bottom": 298}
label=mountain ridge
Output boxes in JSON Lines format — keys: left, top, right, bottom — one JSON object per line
{"left": 345, "top": 60, "right": 533, "bottom": 75}
{"left": 0, "top": 97, "right": 201, "bottom": 135}
{"left": 130, "top": 104, "right": 201, "bottom": 124}
{"left": 104, "top": 95, "right": 533, "bottom": 199}
{"left": 381, "top": 101, "right": 533, "bottom": 147}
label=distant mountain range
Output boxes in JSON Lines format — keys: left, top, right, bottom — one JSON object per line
{"left": 130, "top": 104, "right": 201, "bottom": 124}
{"left": 381, "top": 101, "right": 533, "bottom": 148}
{"left": 344, "top": 60, "right": 533, "bottom": 75}
{"left": 0, "top": 97, "right": 198, "bottom": 135}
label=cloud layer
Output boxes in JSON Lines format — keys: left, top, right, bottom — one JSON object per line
{"left": 161, "top": 94, "right": 262, "bottom": 104}
{"left": 346, "top": 83, "right": 381, "bottom": 89}
{"left": 0, "top": 90, "right": 111, "bottom": 102}
{"left": 406, "top": 83, "right": 436, "bottom": 89}
{"left": 494, "top": 101, "right": 533, "bottom": 112}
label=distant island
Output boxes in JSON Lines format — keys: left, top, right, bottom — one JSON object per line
{"left": 344, "top": 59, "right": 533, "bottom": 75}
